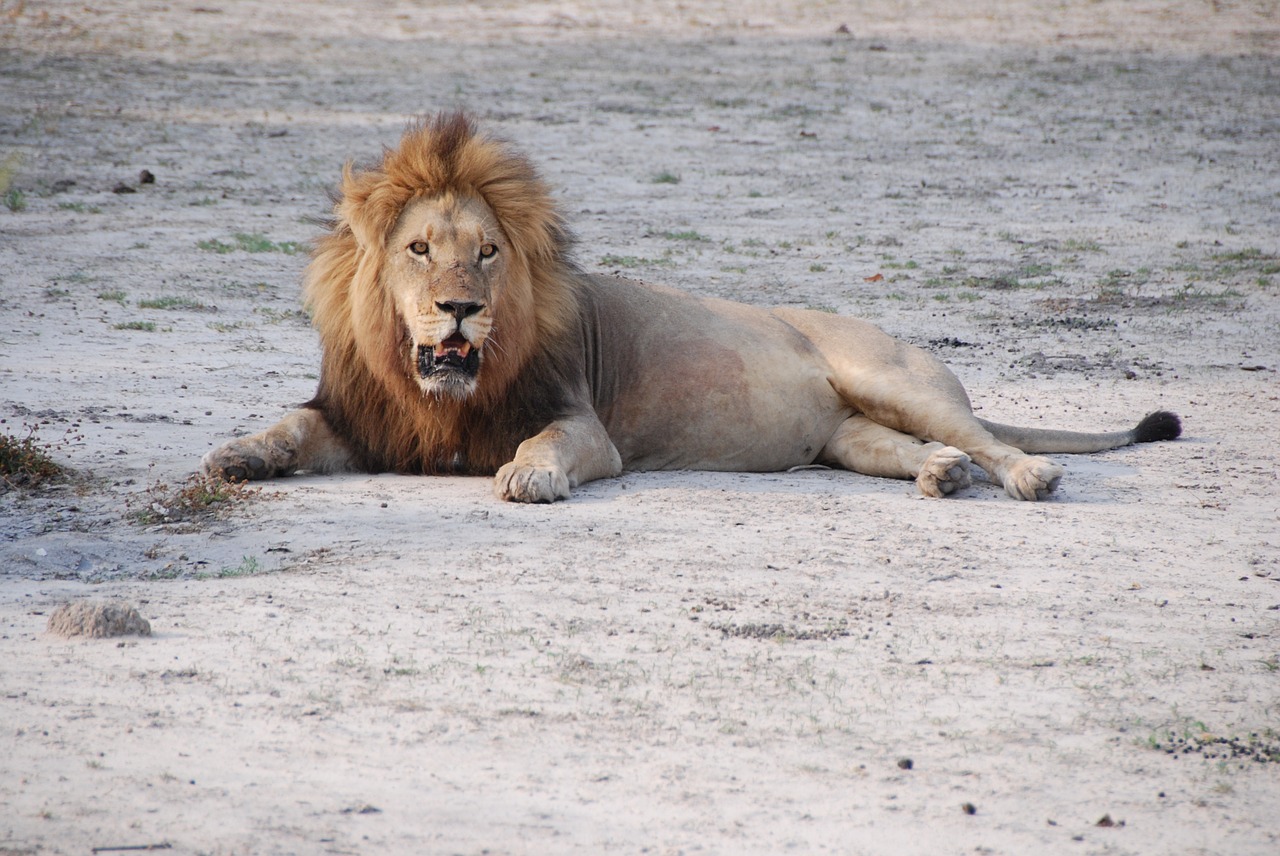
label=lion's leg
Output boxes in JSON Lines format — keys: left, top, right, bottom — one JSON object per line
{"left": 494, "top": 412, "right": 622, "bottom": 503}
{"left": 827, "top": 355, "right": 1062, "bottom": 500}
{"left": 202, "top": 408, "right": 355, "bottom": 481}
{"left": 851, "top": 386, "right": 1064, "bottom": 501}
{"left": 819, "top": 415, "right": 973, "bottom": 497}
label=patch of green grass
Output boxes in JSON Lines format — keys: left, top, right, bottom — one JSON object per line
{"left": 961, "top": 275, "right": 1026, "bottom": 291}
{"left": 58, "top": 201, "right": 101, "bottom": 213}
{"left": 1211, "top": 247, "right": 1266, "bottom": 263}
{"left": 650, "top": 171, "right": 681, "bottom": 185}
{"left": 197, "top": 555, "right": 262, "bottom": 580}
{"left": 809, "top": 263, "right": 827, "bottom": 273}
{"left": 113, "top": 321, "right": 157, "bottom": 332}
{"left": 1063, "top": 238, "right": 1102, "bottom": 252}
{"left": 1169, "top": 285, "right": 1245, "bottom": 305}
{"left": 1093, "top": 268, "right": 1149, "bottom": 300}
{"left": 198, "top": 232, "right": 303, "bottom": 254}
{"left": 138, "top": 296, "right": 212, "bottom": 311}
{"left": 600, "top": 254, "right": 674, "bottom": 269}
{"left": 4, "top": 189, "right": 25, "bottom": 212}
{"left": 747, "top": 189, "right": 763, "bottom": 198}
{"left": 207, "top": 321, "right": 250, "bottom": 333}
{"left": 253, "top": 307, "right": 309, "bottom": 325}
{"left": 98, "top": 290, "right": 128, "bottom": 306}
{"left": 658, "top": 229, "right": 708, "bottom": 242}
{"left": 0, "top": 152, "right": 20, "bottom": 196}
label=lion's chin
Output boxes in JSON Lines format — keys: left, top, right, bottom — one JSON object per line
{"left": 414, "top": 336, "right": 481, "bottom": 400}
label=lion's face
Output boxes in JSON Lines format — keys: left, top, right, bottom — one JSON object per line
{"left": 384, "top": 193, "right": 509, "bottom": 400}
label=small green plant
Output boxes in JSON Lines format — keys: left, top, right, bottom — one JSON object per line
{"left": 197, "top": 555, "right": 262, "bottom": 580}
{"left": 651, "top": 171, "right": 681, "bottom": 185}
{"left": 113, "top": 321, "right": 157, "bottom": 332}
{"left": 0, "top": 424, "right": 73, "bottom": 490}
{"left": 659, "top": 230, "right": 708, "bottom": 242}
{"left": 0, "top": 152, "right": 22, "bottom": 212}
{"left": 129, "top": 471, "right": 263, "bottom": 525}
{"left": 138, "top": 296, "right": 212, "bottom": 311}
{"left": 809, "top": 263, "right": 827, "bottom": 273}
{"left": 1211, "top": 247, "right": 1265, "bottom": 263}
{"left": 197, "top": 232, "right": 303, "bottom": 254}
{"left": 98, "top": 290, "right": 128, "bottom": 306}
{"left": 253, "top": 307, "right": 309, "bottom": 325}
{"left": 0, "top": 152, "right": 20, "bottom": 195}
{"left": 599, "top": 254, "right": 674, "bottom": 269}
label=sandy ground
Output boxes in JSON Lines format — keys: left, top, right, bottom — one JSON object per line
{"left": 2, "top": 1, "right": 1279, "bottom": 853}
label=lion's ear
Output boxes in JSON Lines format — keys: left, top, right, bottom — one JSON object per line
{"left": 338, "top": 163, "right": 408, "bottom": 253}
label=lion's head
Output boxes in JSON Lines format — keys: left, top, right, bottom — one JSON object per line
{"left": 301, "top": 114, "right": 582, "bottom": 472}
{"left": 308, "top": 113, "right": 577, "bottom": 403}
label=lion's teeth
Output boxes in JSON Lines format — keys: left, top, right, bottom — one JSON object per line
{"left": 433, "top": 340, "right": 472, "bottom": 357}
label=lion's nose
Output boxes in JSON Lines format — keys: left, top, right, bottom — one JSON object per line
{"left": 436, "top": 300, "right": 485, "bottom": 322}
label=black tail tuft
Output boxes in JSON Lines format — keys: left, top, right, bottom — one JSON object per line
{"left": 1134, "top": 410, "right": 1181, "bottom": 443}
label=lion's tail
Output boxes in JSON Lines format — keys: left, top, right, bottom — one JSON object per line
{"left": 977, "top": 410, "right": 1181, "bottom": 454}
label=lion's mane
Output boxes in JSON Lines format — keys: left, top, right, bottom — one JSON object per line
{"left": 301, "top": 113, "right": 585, "bottom": 475}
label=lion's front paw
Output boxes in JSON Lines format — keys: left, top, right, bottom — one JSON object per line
{"left": 916, "top": 445, "right": 972, "bottom": 498}
{"left": 1002, "top": 456, "right": 1064, "bottom": 501}
{"left": 494, "top": 463, "right": 571, "bottom": 503}
{"left": 202, "top": 438, "right": 293, "bottom": 482}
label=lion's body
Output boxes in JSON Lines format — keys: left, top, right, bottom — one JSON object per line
{"left": 203, "top": 114, "right": 1180, "bottom": 502}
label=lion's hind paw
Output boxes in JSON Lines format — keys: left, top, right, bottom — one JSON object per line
{"left": 916, "top": 446, "right": 972, "bottom": 498}
{"left": 1001, "top": 456, "right": 1064, "bottom": 501}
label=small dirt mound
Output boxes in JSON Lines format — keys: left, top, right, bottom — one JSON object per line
{"left": 47, "top": 601, "right": 152, "bottom": 638}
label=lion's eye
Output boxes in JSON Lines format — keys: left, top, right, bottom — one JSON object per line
{"left": 479, "top": 243, "right": 498, "bottom": 260}
{"left": 409, "top": 241, "right": 429, "bottom": 256}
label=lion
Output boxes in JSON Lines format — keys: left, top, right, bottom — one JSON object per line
{"left": 202, "top": 113, "right": 1180, "bottom": 503}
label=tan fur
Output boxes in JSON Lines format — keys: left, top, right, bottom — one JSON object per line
{"left": 203, "top": 114, "right": 1179, "bottom": 502}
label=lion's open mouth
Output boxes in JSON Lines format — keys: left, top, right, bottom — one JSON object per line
{"left": 416, "top": 332, "right": 480, "bottom": 379}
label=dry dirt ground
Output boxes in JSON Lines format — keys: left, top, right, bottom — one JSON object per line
{"left": 2, "top": 1, "right": 1279, "bottom": 854}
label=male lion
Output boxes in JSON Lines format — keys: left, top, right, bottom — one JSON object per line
{"left": 203, "top": 113, "right": 1180, "bottom": 502}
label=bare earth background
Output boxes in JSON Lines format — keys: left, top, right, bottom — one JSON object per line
{"left": 2, "top": 1, "right": 1279, "bottom": 854}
